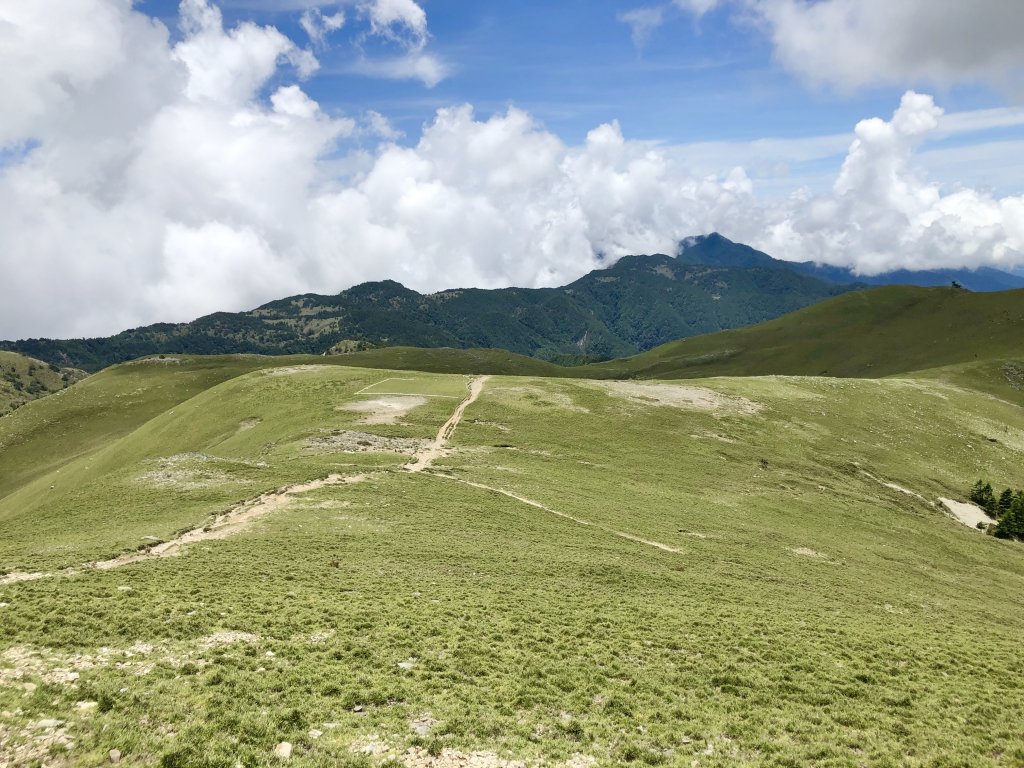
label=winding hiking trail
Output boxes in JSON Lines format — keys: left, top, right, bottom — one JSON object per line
{"left": 0, "top": 474, "right": 367, "bottom": 585}
{"left": 0, "top": 371, "right": 684, "bottom": 586}
{"left": 399, "top": 374, "right": 680, "bottom": 555}
{"left": 405, "top": 376, "right": 490, "bottom": 473}
{"left": 429, "top": 473, "right": 681, "bottom": 555}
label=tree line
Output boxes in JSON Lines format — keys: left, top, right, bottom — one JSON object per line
{"left": 969, "top": 481, "right": 1024, "bottom": 540}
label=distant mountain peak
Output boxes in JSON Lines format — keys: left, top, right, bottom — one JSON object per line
{"left": 678, "top": 232, "right": 730, "bottom": 253}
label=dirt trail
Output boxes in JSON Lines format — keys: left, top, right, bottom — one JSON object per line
{"left": 430, "top": 473, "right": 681, "bottom": 554}
{"left": 405, "top": 376, "right": 489, "bottom": 473}
{"left": 0, "top": 474, "right": 367, "bottom": 585}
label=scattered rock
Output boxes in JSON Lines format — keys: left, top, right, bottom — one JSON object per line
{"left": 35, "top": 718, "right": 63, "bottom": 729}
{"left": 110, "top": 748, "right": 122, "bottom": 763}
{"left": 410, "top": 714, "right": 437, "bottom": 736}
{"left": 274, "top": 741, "right": 293, "bottom": 760}
{"left": 308, "top": 728, "right": 324, "bottom": 740}
{"left": 307, "top": 429, "right": 425, "bottom": 455}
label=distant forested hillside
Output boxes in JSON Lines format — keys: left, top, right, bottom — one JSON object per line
{"left": 2, "top": 253, "right": 849, "bottom": 371}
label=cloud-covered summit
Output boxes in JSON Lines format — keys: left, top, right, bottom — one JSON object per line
{"left": 0, "top": 1, "right": 1021, "bottom": 340}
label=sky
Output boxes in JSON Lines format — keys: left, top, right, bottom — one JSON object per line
{"left": 2, "top": 0, "right": 1024, "bottom": 339}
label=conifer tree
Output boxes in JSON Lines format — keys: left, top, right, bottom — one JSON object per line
{"left": 998, "top": 488, "right": 1015, "bottom": 518}
{"left": 995, "top": 492, "right": 1024, "bottom": 540}
{"left": 969, "top": 480, "right": 998, "bottom": 517}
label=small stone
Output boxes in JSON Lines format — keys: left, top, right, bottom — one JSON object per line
{"left": 35, "top": 718, "right": 63, "bottom": 729}
{"left": 76, "top": 700, "right": 98, "bottom": 711}
{"left": 109, "top": 748, "right": 122, "bottom": 763}
{"left": 23, "top": 683, "right": 37, "bottom": 694}
{"left": 117, "top": 586, "right": 132, "bottom": 592}
{"left": 266, "top": 651, "right": 275, "bottom": 657}
{"left": 274, "top": 742, "right": 292, "bottom": 760}
{"left": 352, "top": 705, "right": 364, "bottom": 712}
{"left": 308, "top": 729, "right": 323, "bottom": 739}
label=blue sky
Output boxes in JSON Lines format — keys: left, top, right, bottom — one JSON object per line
{"left": 138, "top": 0, "right": 1022, "bottom": 157}
{"left": 2, "top": 0, "right": 1023, "bottom": 337}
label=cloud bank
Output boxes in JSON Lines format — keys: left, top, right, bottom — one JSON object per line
{"left": 670, "top": 0, "right": 1024, "bottom": 90}
{"left": 0, "top": 0, "right": 1021, "bottom": 340}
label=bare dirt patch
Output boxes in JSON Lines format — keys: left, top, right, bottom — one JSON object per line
{"left": 341, "top": 396, "right": 428, "bottom": 425}
{"left": 938, "top": 498, "right": 991, "bottom": 529}
{"left": 265, "top": 365, "right": 326, "bottom": 376}
{"left": 308, "top": 430, "right": 426, "bottom": 455}
{"left": 597, "top": 381, "right": 761, "bottom": 414}
{"left": 790, "top": 547, "right": 829, "bottom": 559}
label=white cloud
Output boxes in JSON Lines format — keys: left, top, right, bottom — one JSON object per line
{"left": 174, "top": 0, "right": 317, "bottom": 104}
{"left": 672, "top": 0, "right": 1024, "bottom": 90}
{"left": 0, "top": 2, "right": 1022, "bottom": 342}
{"left": 758, "top": 0, "right": 1024, "bottom": 90}
{"left": 754, "top": 93, "right": 1024, "bottom": 274}
{"left": 619, "top": 7, "right": 666, "bottom": 48}
{"left": 349, "top": 51, "right": 450, "bottom": 87}
{"left": 359, "top": 0, "right": 428, "bottom": 51}
{"left": 300, "top": 6, "right": 345, "bottom": 48}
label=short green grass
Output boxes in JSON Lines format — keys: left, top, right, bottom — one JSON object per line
{"left": 586, "top": 286, "right": 1024, "bottom": 380}
{"left": 2, "top": 362, "right": 1023, "bottom": 766}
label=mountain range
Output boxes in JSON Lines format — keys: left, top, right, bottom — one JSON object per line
{"left": 4, "top": 233, "right": 1022, "bottom": 372}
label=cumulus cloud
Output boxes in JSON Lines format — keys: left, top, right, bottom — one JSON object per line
{"left": 670, "top": 0, "right": 1024, "bottom": 90}
{"left": 756, "top": 92, "right": 1024, "bottom": 274}
{"left": 0, "top": 1, "right": 1021, "bottom": 342}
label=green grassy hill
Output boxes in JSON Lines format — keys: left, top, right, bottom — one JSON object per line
{"left": 0, "top": 350, "right": 87, "bottom": 416}
{"left": 590, "top": 285, "right": 1024, "bottom": 380}
{"left": 1, "top": 357, "right": 1023, "bottom": 766}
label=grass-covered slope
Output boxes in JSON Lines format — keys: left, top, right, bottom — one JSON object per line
{"left": 2, "top": 362, "right": 1023, "bottom": 766}
{"left": 0, "top": 350, "right": 86, "bottom": 415}
{"left": 589, "top": 285, "right": 1024, "bottom": 380}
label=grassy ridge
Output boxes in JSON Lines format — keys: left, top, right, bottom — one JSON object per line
{"left": 2, "top": 363, "right": 1023, "bottom": 765}
{"left": 587, "top": 286, "right": 1024, "bottom": 380}
{"left": 0, "top": 350, "right": 86, "bottom": 416}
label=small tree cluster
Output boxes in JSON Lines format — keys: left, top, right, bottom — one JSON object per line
{"left": 970, "top": 480, "right": 1024, "bottom": 540}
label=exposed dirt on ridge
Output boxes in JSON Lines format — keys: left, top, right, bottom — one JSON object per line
{"left": 0, "top": 474, "right": 367, "bottom": 585}
{"left": 938, "top": 498, "right": 991, "bottom": 529}
{"left": 406, "top": 377, "right": 489, "bottom": 472}
{"left": 308, "top": 430, "right": 426, "bottom": 455}
{"left": 341, "top": 396, "right": 429, "bottom": 425}
{"left": 596, "top": 381, "right": 762, "bottom": 414}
